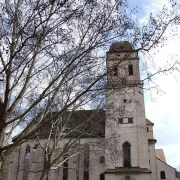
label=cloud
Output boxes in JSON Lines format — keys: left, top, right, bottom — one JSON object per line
{"left": 138, "top": 0, "right": 172, "bottom": 24}
{"left": 145, "top": 72, "right": 180, "bottom": 167}
{"left": 136, "top": 0, "right": 180, "bottom": 168}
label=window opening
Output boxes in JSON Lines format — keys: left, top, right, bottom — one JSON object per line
{"left": 128, "top": 64, "right": 133, "bottom": 75}
{"left": 25, "top": 145, "right": 31, "bottom": 160}
{"left": 33, "top": 144, "right": 39, "bottom": 150}
{"left": 122, "top": 78, "right": 126, "bottom": 85}
{"left": 84, "top": 145, "right": 89, "bottom": 180}
{"left": 123, "top": 142, "right": 131, "bottom": 167}
{"left": 118, "top": 118, "right": 123, "bottom": 124}
{"left": 100, "top": 174, "right": 105, "bottom": 180}
{"left": 100, "top": 156, "right": 105, "bottom": 164}
{"left": 63, "top": 155, "right": 68, "bottom": 180}
{"left": 23, "top": 145, "right": 31, "bottom": 180}
{"left": 128, "top": 118, "right": 133, "bottom": 123}
{"left": 113, "top": 67, "right": 118, "bottom": 76}
{"left": 160, "top": 171, "right": 166, "bottom": 179}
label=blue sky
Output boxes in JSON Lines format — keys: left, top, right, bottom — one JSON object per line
{"left": 126, "top": 0, "right": 180, "bottom": 168}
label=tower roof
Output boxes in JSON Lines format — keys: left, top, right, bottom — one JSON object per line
{"left": 109, "top": 41, "right": 135, "bottom": 52}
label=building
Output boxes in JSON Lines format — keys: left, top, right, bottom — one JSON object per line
{"left": 3, "top": 42, "right": 176, "bottom": 180}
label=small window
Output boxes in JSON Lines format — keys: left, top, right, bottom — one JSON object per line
{"left": 147, "top": 127, "right": 149, "bottom": 132}
{"left": 100, "top": 174, "right": 105, "bottom": 180}
{"left": 25, "top": 145, "right": 31, "bottom": 160}
{"left": 23, "top": 145, "right": 31, "bottom": 180}
{"left": 33, "top": 144, "right": 39, "bottom": 149}
{"left": 63, "top": 155, "right": 69, "bottom": 180}
{"left": 100, "top": 156, "right": 105, "bottom": 164}
{"left": 84, "top": 145, "right": 89, "bottom": 180}
{"left": 118, "top": 118, "right": 123, "bottom": 124}
{"left": 112, "top": 67, "right": 118, "bottom": 76}
{"left": 124, "top": 99, "right": 127, "bottom": 103}
{"left": 128, "top": 64, "right": 133, "bottom": 75}
{"left": 160, "top": 171, "right": 166, "bottom": 179}
{"left": 121, "top": 78, "right": 127, "bottom": 85}
{"left": 128, "top": 118, "right": 133, "bottom": 123}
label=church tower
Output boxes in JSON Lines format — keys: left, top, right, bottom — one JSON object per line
{"left": 105, "top": 42, "right": 151, "bottom": 180}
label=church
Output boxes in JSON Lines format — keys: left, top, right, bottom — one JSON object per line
{"left": 3, "top": 42, "right": 177, "bottom": 180}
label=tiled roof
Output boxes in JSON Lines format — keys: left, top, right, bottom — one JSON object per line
{"left": 14, "top": 110, "right": 152, "bottom": 140}
{"left": 109, "top": 42, "right": 135, "bottom": 52}
{"left": 155, "top": 149, "right": 166, "bottom": 163}
{"left": 15, "top": 110, "right": 106, "bottom": 140}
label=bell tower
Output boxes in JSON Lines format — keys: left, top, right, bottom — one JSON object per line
{"left": 105, "top": 42, "right": 151, "bottom": 180}
{"left": 107, "top": 41, "right": 140, "bottom": 87}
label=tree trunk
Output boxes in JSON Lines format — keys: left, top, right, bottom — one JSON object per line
{"left": 0, "top": 98, "right": 5, "bottom": 180}
{"left": 0, "top": 128, "right": 4, "bottom": 148}
{"left": 0, "top": 98, "right": 5, "bottom": 148}
{"left": 0, "top": 127, "right": 4, "bottom": 180}
{"left": 39, "top": 169, "right": 49, "bottom": 180}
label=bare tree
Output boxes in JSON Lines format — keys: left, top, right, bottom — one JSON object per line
{"left": 0, "top": 0, "right": 180, "bottom": 179}
{"left": 3, "top": 108, "right": 123, "bottom": 180}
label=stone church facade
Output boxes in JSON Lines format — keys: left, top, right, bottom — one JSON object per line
{"left": 3, "top": 42, "right": 176, "bottom": 180}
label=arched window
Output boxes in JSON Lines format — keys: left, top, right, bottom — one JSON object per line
{"left": 112, "top": 67, "right": 118, "bottom": 76}
{"left": 128, "top": 64, "right": 133, "bottom": 75}
{"left": 100, "top": 156, "right": 105, "bottom": 164}
{"left": 160, "top": 171, "right": 166, "bottom": 179}
{"left": 23, "top": 145, "right": 31, "bottom": 180}
{"left": 84, "top": 145, "right": 89, "bottom": 180}
{"left": 63, "top": 154, "right": 68, "bottom": 180}
{"left": 25, "top": 145, "right": 31, "bottom": 160}
{"left": 123, "top": 142, "right": 131, "bottom": 167}
{"left": 33, "top": 144, "right": 39, "bottom": 150}
{"left": 100, "top": 173, "right": 105, "bottom": 180}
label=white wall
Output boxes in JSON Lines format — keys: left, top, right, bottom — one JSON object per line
{"left": 3, "top": 138, "right": 106, "bottom": 180}
{"left": 106, "top": 49, "right": 150, "bottom": 170}
{"left": 156, "top": 158, "right": 176, "bottom": 180}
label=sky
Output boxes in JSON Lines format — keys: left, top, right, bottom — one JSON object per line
{"left": 127, "top": 0, "right": 180, "bottom": 168}
{"left": 3, "top": 0, "right": 180, "bottom": 170}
